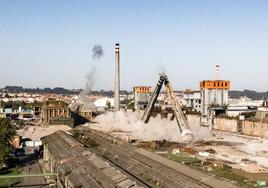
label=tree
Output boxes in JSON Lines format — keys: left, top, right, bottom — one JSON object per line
{"left": 0, "top": 118, "right": 16, "bottom": 168}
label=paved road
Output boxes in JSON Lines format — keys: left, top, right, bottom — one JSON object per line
{"left": 12, "top": 160, "right": 48, "bottom": 188}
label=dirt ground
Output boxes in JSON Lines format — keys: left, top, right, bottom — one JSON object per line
{"left": 17, "top": 124, "right": 71, "bottom": 141}
{"left": 193, "top": 130, "right": 268, "bottom": 173}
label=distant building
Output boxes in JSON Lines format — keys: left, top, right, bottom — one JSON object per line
{"left": 71, "top": 104, "right": 93, "bottom": 126}
{"left": 77, "top": 105, "right": 92, "bottom": 121}
{"left": 229, "top": 97, "right": 263, "bottom": 107}
{"left": 182, "top": 89, "right": 201, "bottom": 112}
{"left": 18, "top": 112, "right": 34, "bottom": 121}
{"left": 226, "top": 106, "right": 257, "bottom": 117}
{"left": 4, "top": 108, "right": 13, "bottom": 118}
{"left": 200, "top": 65, "right": 230, "bottom": 126}
{"left": 133, "top": 86, "right": 151, "bottom": 110}
{"left": 227, "top": 97, "right": 263, "bottom": 117}
{"left": 256, "top": 107, "right": 268, "bottom": 122}
{"left": 41, "top": 100, "right": 73, "bottom": 127}
{"left": 94, "top": 97, "right": 114, "bottom": 110}
{"left": 264, "top": 100, "right": 268, "bottom": 107}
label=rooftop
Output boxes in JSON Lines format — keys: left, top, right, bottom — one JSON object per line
{"left": 41, "top": 131, "right": 140, "bottom": 188}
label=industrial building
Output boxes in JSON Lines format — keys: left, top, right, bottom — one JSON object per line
{"left": 71, "top": 104, "right": 93, "bottom": 125}
{"left": 41, "top": 100, "right": 73, "bottom": 127}
{"left": 256, "top": 107, "right": 268, "bottom": 122}
{"left": 225, "top": 106, "right": 257, "bottom": 117}
{"left": 182, "top": 89, "right": 201, "bottom": 112}
{"left": 133, "top": 86, "right": 151, "bottom": 110}
{"left": 200, "top": 65, "right": 230, "bottom": 126}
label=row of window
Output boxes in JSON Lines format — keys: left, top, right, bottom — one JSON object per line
{"left": 202, "top": 81, "right": 228, "bottom": 87}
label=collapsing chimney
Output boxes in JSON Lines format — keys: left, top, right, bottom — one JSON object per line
{"left": 114, "top": 43, "right": 120, "bottom": 112}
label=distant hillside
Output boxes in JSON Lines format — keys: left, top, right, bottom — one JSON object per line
{"left": 1, "top": 86, "right": 80, "bottom": 95}
{"left": 229, "top": 90, "right": 268, "bottom": 100}
{"left": 0, "top": 86, "right": 130, "bottom": 97}
{"left": 1, "top": 86, "right": 267, "bottom": 100}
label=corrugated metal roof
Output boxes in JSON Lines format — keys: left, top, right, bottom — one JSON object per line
{"left": 41, "top": 131, "right": 140, "bottom": 188}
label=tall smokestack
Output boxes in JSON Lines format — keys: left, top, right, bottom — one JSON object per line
{"left": 216, "top": 65, "right": 220, "bottom": 80}
{"left": 114, "top": 43, "right": 120, "bottom": 112}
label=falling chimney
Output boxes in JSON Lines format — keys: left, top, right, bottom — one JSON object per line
{"left": 114, "top": 43, "right": 120, "bottom": 112}
{"left": 216, "top": 65, "right": 220, "bottom": 80}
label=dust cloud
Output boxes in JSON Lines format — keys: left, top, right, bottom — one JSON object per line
{"left": 90, "top": 111, "right": 211, "bottom": 142}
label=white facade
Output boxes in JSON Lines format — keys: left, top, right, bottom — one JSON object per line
{"left": 94, "top": 97, "right": 114, "bottom": 108}
{"left": 229, "top": 97, "right": 263, "bottom": 107}
{"left": 201, "top": 89, "right": 229, "bottom": 117}
{"left": 183, "top": 91, "right": 201, "bottom": 112}
{"left": 200, "top": 81, "right": 230, "bottom": 126}
{"left": 226, "top": 106, "right": 251, "bottom": 117}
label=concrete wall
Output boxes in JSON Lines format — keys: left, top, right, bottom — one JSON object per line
{"left": 241, "top": 121, "right": 268, "bottom": 137}
{"left": 213, "top": 118, "right": 238, "bottom": 133}
{"left": 212, "top": 117, "right": 268, "bottom": 138}
{"left": 186, "top": 115, "right": 268, "bottom": 138}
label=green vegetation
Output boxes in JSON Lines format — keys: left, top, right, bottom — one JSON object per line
{"left": 44, "top": 99, "right": 68, "bottom": 107}
{"left": 0, "top": 100, "right": 42, "bottom": 111}
{"left": 162, "top": 153, "right": 201, "bottom": 166}
{"left": 161, "top": 152, "right": 255, "bottom": 188}
{"left": 212, "top": 166, "right": 255, "bottom": 188}
{"left": 0, "top": 168, "right": 20, "bottom": 187}
{"left": 2, "top": 86, "right": 78, "bottom": 95}
{"left": 0, "top": 118, "right": 16, "bottom": 168}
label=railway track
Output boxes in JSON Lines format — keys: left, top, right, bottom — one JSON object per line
{"left": 72, "top": 127, "right": 238, "bottom": 188}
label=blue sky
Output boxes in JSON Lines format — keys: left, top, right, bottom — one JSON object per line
{"left": 1, "top": 0, "right": 268, "bottom": 91}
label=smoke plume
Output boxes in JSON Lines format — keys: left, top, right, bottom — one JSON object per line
{"left": 92, "top": 45, "right": 104, "bottom": 59}
{"left": 78, "top": 65, "right": 97, "bottom": 109}
{"left": 76, "top": 44, "right": 104, "bottom": 110}
{"left": 85, "top": 65, "right": 96, "bottom": 92}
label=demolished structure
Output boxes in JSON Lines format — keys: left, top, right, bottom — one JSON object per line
{"left": 141, "top": 73, "right": 194, "bottom": 142}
